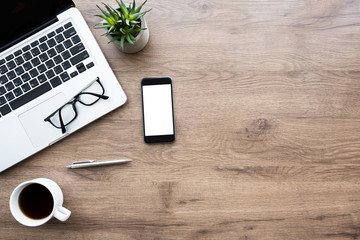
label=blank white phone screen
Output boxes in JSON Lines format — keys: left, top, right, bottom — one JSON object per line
{"left": 143, "top": 84, "right": 174, "bottom": 136}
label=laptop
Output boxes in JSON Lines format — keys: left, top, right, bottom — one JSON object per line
{"left": 0, "top": 0, "right": 127, "bottom": 172}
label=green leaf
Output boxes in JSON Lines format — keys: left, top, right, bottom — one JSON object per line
{"left": 130, "top": 34, "right": 136, "bottom": 41}
{"left": 130, "top": 11, "right": 143, "bottom": 20}
{"left": 135, "top": 0, "right": 147, "bottom": 13}
{"left": 114, "top": 8, "right": 121, "bottom": 16}
{"left": 110, "top": 35, "right": 121, "bottom": 42}
{"left": 104, "top": 4, "right": 117, "bottom": 18}
{"left": 132, "top": 28, "right": 143, "bottom": 33}
{"left": 96, "top": 5, "right": 110, "bottom": 17}
{"left": 120, "top": 36, "right": 125, "bottom": 49}
{"left": 96, "top": 15, "right": 111, "bottom": 23}
{"left": 131, "top": 9, "right": 151, "bottom": 20}
{"left": 119, "top": 0, "right": 129, "bottom": 16}
{"left": 94, "top": 24, "right": 111, "bottom": 29}
{"left": 108, "top": 25, "right": 115, "bottom": 33}
{"left": 131, "top": 0, "right": 136, "bottom": 12}
{"left": 126, "top": 34, "right": 134, "bottom": 44}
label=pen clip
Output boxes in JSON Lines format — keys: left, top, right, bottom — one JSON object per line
{"left": 72, "top": 160, "right": 95, "bottom": 165}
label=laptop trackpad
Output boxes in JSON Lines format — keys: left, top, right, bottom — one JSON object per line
{"left": 18, "top": 93, "right": 79, "bottom": 148}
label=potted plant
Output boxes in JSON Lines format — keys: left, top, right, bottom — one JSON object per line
{"left": 95, "top": 0, "right": 151, "bottom": 53}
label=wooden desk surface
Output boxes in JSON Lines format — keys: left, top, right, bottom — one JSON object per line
{"left": 2, "top": 0, "right": 360, "bottom": 239}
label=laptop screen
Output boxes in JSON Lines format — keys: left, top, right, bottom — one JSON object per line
{"left": 0, "top": 0, "right": 73, "bottom": 52}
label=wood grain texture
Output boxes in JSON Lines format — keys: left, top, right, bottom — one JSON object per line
{"left": 2, "top": 0, "right": 360, "bottom": 239}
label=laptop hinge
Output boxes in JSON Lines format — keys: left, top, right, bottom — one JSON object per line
{"left": 0, "top": 17, "right": 59, "bottom": 53}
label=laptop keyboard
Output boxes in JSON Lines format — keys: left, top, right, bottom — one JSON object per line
{"left": 0, "top": 21, "right": 94, "bottom": 118}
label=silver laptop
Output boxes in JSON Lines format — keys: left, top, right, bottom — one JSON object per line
{"left": 0, "top": 1, "right": 127, "bottom": 172}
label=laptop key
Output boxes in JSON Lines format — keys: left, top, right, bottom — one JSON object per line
{"left": 15, "top": 66, "right": 25, "bottom": 76}
{"left": 0, "top": 59, "right": 4, "bottom": 65}
{"left": 0, "top": 96, "right": 6, "bottom": 105}
{"left": 23, "top": 51, "right": 32, "bottom": 61}
{"left": 0, "top": 75, "right": 8, "bottom": 84}
{"left": 13, "top": 87, "right": 23, "bottom": 97}
{"left": 23, "top": 62, "right": 33, "bottom": 71}
{"left": 50, "top": 76, "right": 62, "bottom": 88}
{"left": 47, "top": 48, "right": 57, "bottom": 58}
{"left": 71, "top": 35, "right": 81, "bottom": 44}
{"left": 14, "top": 56, "right": 24, "bottom": 65}
{"left": 47, "top": 31, "right": 56, "bottom": 38}
{"left": 70, "top": 51, "right": 89, "bottom": 66}
{"left": 63, "top": 27, "right": 77, "bottom": 39}
{"left": 31, "top": 40, "right": 39, "bottom": 47}
{"left": 10, "top": 82, "right": 52, "bottom": 110}
{"left": 45, "top": 59, "right": 55, "bottom": 69}
{"left": 64, "top": 22, "right": 72, "bottom": 29}
{"left": 47, "top": 38, "right": 57, "bottom": 48}
{"left": 31, "top": 47, "right": 40, "bottom": 57}
{"left": 62, "top": 60, "right": 71, "bottom": 70}
{"left": 5, "top": 54, "right": 14, "bottom": 61}
{"left": 76, "top": 62, "right": 85, "bottom": 71}
{"left": 55, "top": 44, "right": 65, "bottom": 53}
{"left": 55, "top": 34, "right": 65, "bottom": 43}
{"left": 5, "top": 92, "right": 15, "bottom": 101}
{"left": 7, "top": 71, "right": 16, "bottom": 80}
{"left": 60, "top": 72, "right": 70, "bottom": 82}
{"left": 13, "top": 77, "right": 22, "bottom": 87}
{"left": 46, "top": 69, "right": 55, "bottom": 79}
{"left": 38, "top": 74, "right": 47, "bottom": 83}
{"left": 56, "top": 26, "right": 64, "bottom": 33}
{"left": 0, "top": 86, "right": 5, "bottom": 95}
{"left": 54, "top": 65, "right": 63, "bottom": 74}
{"left": 21, "top": 73, "right": 31, "bottom": 82}
{"left": 31, "top": 57, "right": 41, "bottom": 67}
{"left": 14, "top": 50, "right": 22, "bottom": 56}
{"left": 30, "top": 69, "right": 39, "bottom": 78}
{"left": 54, "top": 55, "right": 63, "bottom": 64}
{"left": 7, "top": 61, "right": 16, "bottom": 70}
{"left": 63, "top": 39, "right": 73, "bottom": 49}
{"left": 61, "top": 50, "right": 71, "bottom": 60}
{"left": 21, "top": 83, "right": 31, "bottom": 93}
{"left": 39, "top": 53, "right": 49, "bottom": 62}
{"left": 70, "top": 71, "right": 78, "bottom": 78}
{"left": 0, "top": 104, "right": 11, "bottom": 116}
{"left": 22, "top": 45, "right": 30, "bottom": 52}
{"left": 39, "top": 36, "right": 47, "bottom": 42}
{"left": 37, "top": 64, "right": 47, "bottom": 73}
{"left": 30, "top": 79, "right": 39, "bottom": 88}
{"left": 86, "top": 62, "right": 94, "bottom": 69}
{"left": 5, "top": 82, "right": 14, "bottom": 91}
{"left": 39, "top": 43, "right": 49, "bottom": 52}
{"left": 70, "top": 43, "right": 85, "bottom": 55}
{"left": 0, "top": 65, "right": 8, "bottom": 74}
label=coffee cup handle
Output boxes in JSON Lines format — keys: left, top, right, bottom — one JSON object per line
{"left": 54, "top": 206, "right": 71, "bottom": 222}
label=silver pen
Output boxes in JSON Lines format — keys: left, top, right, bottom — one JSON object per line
{"left": 66, "top": 159, "right": 132, "bottom": 169}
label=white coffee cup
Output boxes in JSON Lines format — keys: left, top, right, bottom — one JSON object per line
{"left": 10, "top": 178, "right": 71, "bottom": 227}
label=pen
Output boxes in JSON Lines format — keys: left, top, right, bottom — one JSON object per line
{"left": 66, "top": 159, "right": 132, "bottom": 169}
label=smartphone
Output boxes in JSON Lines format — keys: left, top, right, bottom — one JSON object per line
{"left": 141, "top": 77, "right": 175, "bottom": 143}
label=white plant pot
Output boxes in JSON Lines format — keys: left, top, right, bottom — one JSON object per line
{"left": 107, "top": 16, "right": 150, "bottom": 54}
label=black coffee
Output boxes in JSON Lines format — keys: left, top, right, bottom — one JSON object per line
{"left": 18, "top": 183, "right": 54, "bottom": 220}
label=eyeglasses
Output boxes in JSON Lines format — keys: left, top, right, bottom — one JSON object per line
{"left": 44, "top": 77, "right": 109, "bottom": 134}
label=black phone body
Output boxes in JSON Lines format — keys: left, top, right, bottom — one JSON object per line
{"left": 141, "top": 77, "right": 175, "bottom": 143}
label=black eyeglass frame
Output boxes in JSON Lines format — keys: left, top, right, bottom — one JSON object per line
{"left": 44, "top": 78, "right": 109, "bottom": 134}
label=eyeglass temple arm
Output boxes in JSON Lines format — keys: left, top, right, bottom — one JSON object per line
{"left": 77, "top": 92, "right": 109, "bottom": 99}
{"left": 58, "top": 107, "right": 67, "bottom": 134}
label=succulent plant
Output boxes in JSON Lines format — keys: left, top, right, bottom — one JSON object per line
{"left": 95, "top": 0, "right": 151, "bottom": 49}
